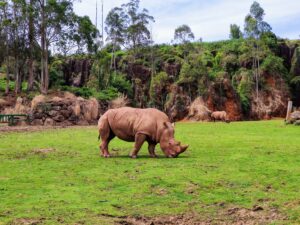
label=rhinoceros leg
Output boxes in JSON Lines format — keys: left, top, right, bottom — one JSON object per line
{"left": 148, "top": 142, "right": 157, "bottom": 158}
{"left": 99, "top": 118, "right": 115, "bottom": 158}
{"left": 100, "top": 132, "right": 115, "bottom": 158}
{"left": 130, "top": 133, "right": 147, "bottom": 158}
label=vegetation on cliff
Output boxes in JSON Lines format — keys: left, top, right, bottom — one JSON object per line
{"left": 0, "top": 0, "right": 299, "bottom": 120}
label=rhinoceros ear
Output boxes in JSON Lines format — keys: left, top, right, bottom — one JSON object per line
{"left": 164, "top": 122, "right": 172, "bottom": 129}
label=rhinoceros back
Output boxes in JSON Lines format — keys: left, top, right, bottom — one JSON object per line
{"left": 100, "top": 107, "right": 169, "bottom": 142}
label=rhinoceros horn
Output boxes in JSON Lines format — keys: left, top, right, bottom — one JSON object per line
{"left": 179, "top": 144, "right": 189, "bottom": 153}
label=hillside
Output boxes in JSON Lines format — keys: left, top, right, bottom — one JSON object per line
{"left": 1, "top": 0, "right": 300, "bottom": 121}
{"left": 2, "top": 37, "right": 299, "bottom": 121}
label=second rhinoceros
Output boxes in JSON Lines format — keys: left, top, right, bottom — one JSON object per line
{"left": 98, "top": 107, "right": 189, "bottom": 158}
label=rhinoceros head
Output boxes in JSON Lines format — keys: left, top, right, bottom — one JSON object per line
{"left": 160, "top": 122, "right": 189, "bottom": 158}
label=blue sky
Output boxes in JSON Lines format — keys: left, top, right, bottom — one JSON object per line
{"left": 74, "top": 0, "right": 300, "bottom": 44}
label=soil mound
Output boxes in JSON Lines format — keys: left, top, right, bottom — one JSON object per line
{"left": 187, "top": 97, "right": 211, "bottom": 121}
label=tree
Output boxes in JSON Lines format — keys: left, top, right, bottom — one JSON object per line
{"left": 34, "top": 0, "right": 78, "bottom": 93}
{"left": 173, "top": 24, "right": 195, "bottom": 44}
{"left": 0, "top": 0, "right": 11, "bottom": 94}
{"left": 121, "top": 0, "right": 155, "bottom": 50}
{"left": 244, "top": 1, "right": 271, "bottom": 38}
{"left": 229, "top": 24, "right": 242, "bottom": 39}
{"left": 105, "top": 7, "right": 127, "bottom": 69}
{"left": 244, "top": 1, "right": 272, "bottom": 100}
{"left": 2, "top": 0, "right": 28, "bottom": 94}
{"left": 68, "top": 15, "right": 99, "bottom": 54}
{"left": 27, "top": 0, "right": 35, "bottom": 91}
{"left": 1, "top": 0, "right": 99, "bottom": 95}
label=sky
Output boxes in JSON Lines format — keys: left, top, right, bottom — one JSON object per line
{"left": 73, "top": 0, "right": 300, "bottom": 44}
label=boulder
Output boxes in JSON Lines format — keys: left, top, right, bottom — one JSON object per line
{"left": 294, "top": 120, "right": 300, "bottom": 126}
{"left": 290, "top": 111, "right": 300, "bottom": 121}
{"left": 32, "top": 119, "right": 44, "bottom": 126}
{"left": 47, "top": 110, "right": 58, "bottom": 117}
{"left": 187, "top": 97, "right": 212, "bottom": 121}
{"left": 44, "top": 118, "right": 54, "bottom": 126}
{"left": 29, "top": 93, "right": 105, "bottom": 126}
{"left": 60, "top": 110, "right": 72, "bottom": 118}
{"left": 53, "top": 115, "right": 65, "bottom": 122}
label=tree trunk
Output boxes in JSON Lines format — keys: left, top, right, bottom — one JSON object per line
{"left": 5, "top": 57, "right": 10, "bottom": 95}
{"left": 27, "top": 0, "right": 34, "bottom": 91}
{"left": 14, "top": 56, "right": 22, "bottom": 94}
{"left": 40, "top": 25, "right": 45, "bottom": 93}
{"left": 3, "top": 5, "right": 10, "bottom": 94}
{"left": 255, "top": 56, "right": 258, "bottom": 100}
{"left": 111, "top": 42, "right": 115, "bottom": 70}
{"left": 13, "top": 1, "right": 21, "bottom": 94}
{"left": 40, "top": 0, "right": 48, "bottom": 94}
{"left": 256, "top": 57, "right": 260, "bottom": 99}
{"left": 44, "top": 40, "right": 49, "bottom": 93}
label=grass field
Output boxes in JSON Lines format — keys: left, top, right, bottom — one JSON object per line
{"left": 0, "top": 120, "right": 299, "bottom": 224}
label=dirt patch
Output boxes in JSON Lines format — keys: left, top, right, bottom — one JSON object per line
{"left": 221, "top": 206, "right": 285, "bottom": 225}
{"left": 11, "top": 218, "right": 44, "bottom": 225}
{"left": 33, "top": 148, "right": 56, "bottom": 154}
{"left": 185, "top": 182, "right": 199, "bottom": 195}
{"left": 0, "top": 125, "right": 94, "bottom": 134}
{"left": 115, "top": 206, "right": 286, "bottom": 225}
{"left": 117, "top": 215, "right": 199, "bottom": 225}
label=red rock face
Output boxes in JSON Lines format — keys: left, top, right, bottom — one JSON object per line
{"left": 250, "top": 73, "right": 290, "bottom": 119}
{"left": 205, "top": 79, "right": 242, "bottom": 121}
{"left": 224, "top": 99, "right": 242, "bottom": 121}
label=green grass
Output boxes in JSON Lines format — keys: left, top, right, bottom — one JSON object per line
{"left": 0, "top": 120, "right": 299, "bottom": 224}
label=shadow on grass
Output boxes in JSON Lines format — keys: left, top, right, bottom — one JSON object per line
{"left": 100, "top": 154, "right": 190, "bottom": 159}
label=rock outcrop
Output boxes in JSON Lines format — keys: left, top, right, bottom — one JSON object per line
{"left": 164, "top": 85, "right": 191, "bottom": 121}
{"left": 250, "top": 74, "right": 290, "bottom": 119}
{"left": 206, "top": 78, "right": 242, "bottom": 121}
{"left": 286, "top": 111, "right": 300, "bottom": 125}
{"left": 187, "top": 97, "right": 212, "bottom": 121}
{"left": 30, "top": 96, "right": 100, "bottom": 126}
{"left": 62, "top": 58, "right": 93, "bottom": 87}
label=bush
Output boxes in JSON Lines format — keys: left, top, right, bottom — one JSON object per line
{"left": 94, "top": 87, "right": 119, "bottom": 101}
{"left": 0, "top": 77, "right": 27, "bottom": 93}
{"left": 60, "top": 85, "right": 119, "bottom": 101}
{"left": 49, "top": 59, "right": 65, "bottom": 87}
{"left": 261, "top": 54, "right": 288, "bottom": 77}
{"left": 61, "top": 86, "right": 93, "bottom": 98}
{"left": 236, "top": 70, "right": 253, "bottom": 113}
{"left": 110, "top": 72, "right": 132, "bottom": 97}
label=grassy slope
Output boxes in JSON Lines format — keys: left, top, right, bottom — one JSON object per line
{"left": 0, "top": 121, "right": 299, "bottom": 224}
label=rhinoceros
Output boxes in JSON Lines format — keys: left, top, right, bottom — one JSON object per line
{"left": 97, "top": 107, "right": 189, "bottom": 158}
{"left": 211, "top": 111, "right": 230, "bottom": 123}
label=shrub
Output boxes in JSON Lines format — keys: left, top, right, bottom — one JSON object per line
{"left": 49, "top": 59, "right": 65, "bottom": 87}
{"left": 261, "top": 54, "right": 288, "bottom": 78}
{"left": 150, "top": 71, "right": 169, "bottom": 108}
{"left": 236, "top": 70, "right": 253, "bottom": 113}
{"left": 110, "top": 72, "right": 132, "bottom": 97}
{"left": 61, "top": 86, "right": 93, "bottom": 98}
{"left": 94, "top": 87, "right": 119, "bottom": 101}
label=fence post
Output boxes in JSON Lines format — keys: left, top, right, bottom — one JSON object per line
{"left": 286, "top": 101, "right": 293, "bottom": 121}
